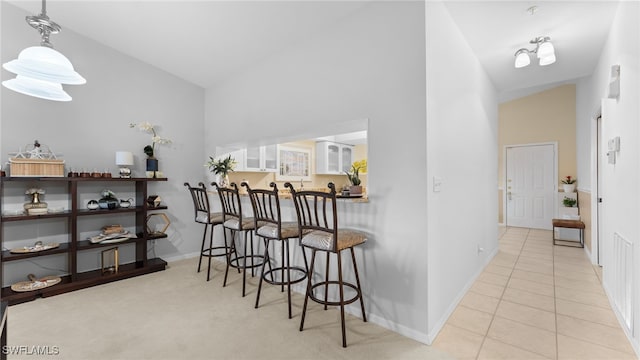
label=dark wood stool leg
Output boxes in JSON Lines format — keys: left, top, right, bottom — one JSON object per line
{"left": 324, "top": 251, "right": 330, "bottom": 310}
{"left": 300, "top": 248, "right": 316, "bottom": 332}
{"left": 242, "top": 231, "right": 248, "bottom": 297}
{"left": 300, "top": 239, "right": 309, "bottom": 274}
{"left": 255, "top": 240, "right": 270, "bottom": 309}
{"left": 351, "top": 247, "right": 367, "bottom": 322}
{"left": 281, "top": 240, "right": 286, "bottom": 292}
{"left": 337, "top": 250, "right": 347, "bottom": 348}
{"left": 206, "top": 224, "right": 214, "bottom": 281}
{"left": 198, "top": 224, "right": 207, "bottom": 273}
{"left": 223, "top": 228, "right": 232, "bottom": 287}
{"left": 286, "top": 238, "right": 292, "bottom": 319}
{"left": 250, "top": 231, "right": 256, "bottom": 277}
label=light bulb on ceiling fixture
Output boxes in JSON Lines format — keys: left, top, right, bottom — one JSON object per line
{"left": 1, "top": 0, "right": 85, "bottom": 101}
{"left": 536, "top": 38, "right": 555, "bottom": 59}
{"left": 539, "top": 54, "right": 556, "bottom": 66}
{"left": 514, "top": 49, "right": 531, "bottom": 68}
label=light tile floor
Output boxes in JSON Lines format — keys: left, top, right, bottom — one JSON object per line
{"left": 431, "top": 226, "right": 638, "bottom": 360}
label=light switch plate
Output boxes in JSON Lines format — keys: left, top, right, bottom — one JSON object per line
{"left": 433, "top": 177, "right": 442, "bottom": 192}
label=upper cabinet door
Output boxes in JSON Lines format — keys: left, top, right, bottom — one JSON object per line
{"left": 316, "top": 141, "right": 353, "bottom": 175}
{"left": 245, "top": 147, "right": 261, "bottom": 171}
{"left": 263, "top": 144, "right": 278, "bottom": 172}
{"left": 341, "top": 146, "right": 353, "bottom": 173}
{"left": 244, "top": 145, "right": 277, "bottom": 172}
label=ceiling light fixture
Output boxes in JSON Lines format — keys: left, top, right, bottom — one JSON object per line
{"left": 2, "top": 0, "right": 85, "bottom": 102}
{"left": 513, "top": 36, "right": 556, "bottom": 68}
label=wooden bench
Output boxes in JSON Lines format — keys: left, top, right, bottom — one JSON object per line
{"left": 552, "top": 218, "right": 585, "bottom": 248}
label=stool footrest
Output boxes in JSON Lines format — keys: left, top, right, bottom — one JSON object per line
{"left": 201, "top": 246, "right": 231, "bottom": 258}
{"left": 229, "top": 255, "right": 265, "bottom": 270}
{"left": 263, "top": 266, "right": 307, "bottom": 286}
{"left": 308, "top": 281, "right": 362, "bottom": 307}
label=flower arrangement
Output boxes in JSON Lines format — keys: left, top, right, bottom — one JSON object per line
{"left": 345, "top": 159, "right": 367, "bottom": 186}
{"left": 25, "top": 188, "right": 45, "bottom": 195}
{"left": 129, "top": 122, "right": 172, "bottom": 158}
{"left": 562, "top": 196, "right": 577, "bottom": 207}
{"left": 205, "top": 155, "right": 236, "bottom": 177}
{"left": 100, "top": 189, "right": 117, "bottom": 200}
{"left": 561, "top": 175, "right": 576, "bottom": 184}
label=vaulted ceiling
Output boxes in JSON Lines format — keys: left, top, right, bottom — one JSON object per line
{"left": 5, "top": 1, "right": 621, "bottom": 101}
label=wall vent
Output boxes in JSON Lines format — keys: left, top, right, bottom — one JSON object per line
{"left": 612, "top": 232, "right": 634, "bottom": 334}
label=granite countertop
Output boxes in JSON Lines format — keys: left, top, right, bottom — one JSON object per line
{"left": 209, "top": 190, "right": 368, "bottom": 203}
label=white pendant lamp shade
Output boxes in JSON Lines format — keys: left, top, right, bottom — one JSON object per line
{"left": 2, "top": 0, "right": 85, "bottom": 101}
{"left": 514, "top": 49, "right": 530, "bottom": 68}
{"left": 537, "top": 41, "right": 555, "bottom": 59}
{"left": 3, "top": 46, "right": 85, "bottom": 85}
{"left": 539, "top": 53, "right": 556, "bottom": 66}
{"left": 514, "top": 36, "right": 556, "bottom": 69}
{"left": 2, "top": 75, "right": 71, "bottom": 102}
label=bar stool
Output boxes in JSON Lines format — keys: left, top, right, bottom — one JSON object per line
{"left": 285, "top": 182, "right": 367, "bottom": 347}
{"left": 212, "top": 182, "right": 264, "bottom": 297}
{"left": 242, "top": 182, "right": 308, "bottom": 319}
{"left": 184, "top": 182, "right": 226, "bottom": 281}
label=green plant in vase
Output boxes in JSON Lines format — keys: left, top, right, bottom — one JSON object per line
{"left": 562, "top": 196, "right": 577, "bottom": 207}
{"left": 205, "top": 155, "right": 236, "bottom": 187}
{"left": 345, "top": 159, "right": 367, "bottom": 195}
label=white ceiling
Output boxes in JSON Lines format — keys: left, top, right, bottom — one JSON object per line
{"left": 443, "top": 1, "right": 619, "bottom": 99}
{"left": 6, "top": 0, "right": 369, "bottom": 89}
{"left": 6, "top": 1, "right": 621, "bottom": 100}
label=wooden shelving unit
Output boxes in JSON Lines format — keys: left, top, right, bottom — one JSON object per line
{"left": 0, "top": 177, "right": 168, "bottom": 305}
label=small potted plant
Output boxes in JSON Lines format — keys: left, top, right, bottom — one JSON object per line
{"left": 98, "top": 189, "right": 119, "bottom": 210}
{"left": 205, "top": 155, "right": 236, "bottom": 187}
{"left": 561, "top": 175, "right": 577, "bottom": 193}
{"left": 345, "top": 159, "right": 367, "bottom": 195}
{"left": 562, "top": 196, "right": 577, "bottom": 207}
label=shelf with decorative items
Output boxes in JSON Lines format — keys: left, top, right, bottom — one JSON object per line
{"left": 0, "top": 176, "right": 168, "bottom": 305}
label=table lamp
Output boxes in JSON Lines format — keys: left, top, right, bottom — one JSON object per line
{"left": 115, "top": 151, "right": 134, "bottom": 178}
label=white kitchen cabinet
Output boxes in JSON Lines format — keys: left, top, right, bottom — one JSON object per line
{"left": 315, "top": 141, "right": 353, "bottom": 175}
{"left": 244, "top": 145, "right": 277, "bottom": 172}
{"left": 215, "top": 149, "right": 245, "bottom": 171}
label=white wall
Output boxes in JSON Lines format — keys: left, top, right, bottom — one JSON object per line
{"left": 205, "top": 1, "right": 432, "bottom": 342}
{"left": 1, "top": 3, "right": 207, "bottom": 273}
{"left": 425, "top": 2, "right": 498, "bottom": 341}
{"left": 576, "top": 1, "right": 640, "bottom": 355}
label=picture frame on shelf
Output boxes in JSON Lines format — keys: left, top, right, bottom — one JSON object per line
{"left": 101, "top": 247, "right": 119, "bottom": 274}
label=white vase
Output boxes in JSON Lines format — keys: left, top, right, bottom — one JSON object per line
{"left": 563, "top": 184, "right": 576, "bottom": 193}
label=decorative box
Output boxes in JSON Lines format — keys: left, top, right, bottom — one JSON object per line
{"left": 9, "top": 158, "right": 65, "bottom": 177}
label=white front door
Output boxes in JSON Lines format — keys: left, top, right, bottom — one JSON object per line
{"left": 505, "top": 144, "right": 556, "bottom": 229}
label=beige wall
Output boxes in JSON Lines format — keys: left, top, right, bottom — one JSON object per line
{"left": 498, "top": 84, "right": 577, "bottom": 223}
{"left": 578, "top": 190, "right": 592, "bottom": 251}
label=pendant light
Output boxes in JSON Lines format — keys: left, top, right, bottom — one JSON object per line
{"left": 2, "top": 0, "right": 85, "bottom": 101}
{"left": 513, "top": 36, "right": 556, "bottom": 68}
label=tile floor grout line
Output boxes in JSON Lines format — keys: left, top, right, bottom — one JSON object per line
{"left": 474, "top": 227, "right": 528, "bottom": 360}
